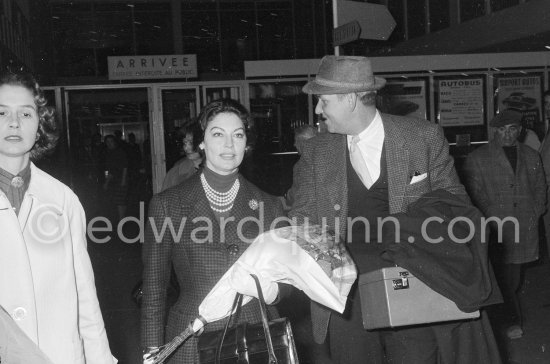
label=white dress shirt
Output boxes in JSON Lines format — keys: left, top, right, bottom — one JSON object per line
{"left": 347, "top": 110, "right": 385, "bottom": 184}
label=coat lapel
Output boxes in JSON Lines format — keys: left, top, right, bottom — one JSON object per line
{"left": 185, "top": 176, "right": 221, "bottom": 243}
{"left": 489, "top": 141, "right": 514, "bottom": 177}
{"left": 226, "top": 177, "right": 261, "bottom": 242}
{"left": 319, "top": 135, "right": 349, "bottom": 231}
{"left": 382, "top": 115, "right": 410, "bottom": 213}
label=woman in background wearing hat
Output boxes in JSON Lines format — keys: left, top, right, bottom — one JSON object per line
{"left": 464, "top": 109, "right": 546, "bottom": 339}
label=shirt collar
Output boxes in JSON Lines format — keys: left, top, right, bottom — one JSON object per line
{"left": 0, "top": 162, "right": 31, "bottom": 194}
{"left": 347, "top": 110, "right": 384, "bottom": 145}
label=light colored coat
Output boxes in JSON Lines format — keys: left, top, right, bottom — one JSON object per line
{"left": 0, "top": 163, "right": 115, "bottom": 364}
{"left": 464, "top": 141, "right": 546, "bottom": 264}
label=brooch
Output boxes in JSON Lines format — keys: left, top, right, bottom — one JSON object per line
{"left": 11, "top": 176, "right": 24, "bottom": 188}
{"left": 248, "top": 199, "right": 259, "bottom": 210}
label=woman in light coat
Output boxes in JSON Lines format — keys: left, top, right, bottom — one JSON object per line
{"left": 0, "top": 71, "right": 116, "bottom": 364}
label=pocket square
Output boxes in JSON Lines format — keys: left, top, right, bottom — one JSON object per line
{"left": 410, "top": 173, "right": 427, "bottom": 184}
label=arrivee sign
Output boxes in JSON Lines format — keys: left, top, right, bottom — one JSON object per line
{"left": 108, "top": 54, "right": 197, "bottom": 80}
{"left": 333, "top": 21, "right": 361, "bottom": 46}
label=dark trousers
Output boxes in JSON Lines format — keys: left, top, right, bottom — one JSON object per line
{"left": 495, "top": 263, "right": 523, "bottom": 327}
{"left": 328, "top": 287, "right": 438, "bottom": 364}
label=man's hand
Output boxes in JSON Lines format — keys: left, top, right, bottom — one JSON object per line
{"left": 229, "top": 264, "right": 279, "bottom": 304}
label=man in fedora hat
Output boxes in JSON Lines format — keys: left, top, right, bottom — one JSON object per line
{"left": 287, "top": 55, "right": 501, "bottom": 363}
{"left": 464, "top": 109, "right": 546, "bottom": 340}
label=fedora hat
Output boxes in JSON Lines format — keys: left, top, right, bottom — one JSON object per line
{"left": 489, "top": 109, "right": 523, "bottom": 127}
{"left": 302, "top": 55, "right": 386, "bottom": 95}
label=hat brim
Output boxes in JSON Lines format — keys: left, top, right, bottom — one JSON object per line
{"left": 302, "top": 76, "right": 386, "bottom": 95}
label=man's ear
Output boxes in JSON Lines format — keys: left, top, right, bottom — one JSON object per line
{"left": 347, "top": 93, "right": 358, "bottom": 111}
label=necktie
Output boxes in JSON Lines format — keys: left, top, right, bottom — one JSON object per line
{"left": 349, "top": 135, "right": 373, "bottom": 189}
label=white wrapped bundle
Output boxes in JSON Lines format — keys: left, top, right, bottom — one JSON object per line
{"left": 148, "top": 226, "right": 357, "bottom": 363}
{"left": 196, "top": 225, "right": 357, "bottom": 330}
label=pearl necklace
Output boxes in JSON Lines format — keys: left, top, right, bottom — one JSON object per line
{"left": 200, "top": 173, "right": 240, "bottom": 213}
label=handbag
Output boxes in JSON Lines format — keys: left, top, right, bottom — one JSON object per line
{"left": 198, "top": 274, "right": 299, "bottom": 364}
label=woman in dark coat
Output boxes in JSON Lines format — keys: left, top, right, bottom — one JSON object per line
{"left": 141, "top": 99, "right": 284, "bottom": 363}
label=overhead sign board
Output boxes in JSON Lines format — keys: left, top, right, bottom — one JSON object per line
{"left": 333, "top": 21, "right": 361, "bottom": 46}
{"left": 337, "top": 1, "right": 396, "bottom": 41}
{"left": 108, "top": 54, "right": 197, "bottom": 80}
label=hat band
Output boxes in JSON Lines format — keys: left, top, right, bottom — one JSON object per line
{"left": 315, "top": 76, "right": 376, "bottom": 89}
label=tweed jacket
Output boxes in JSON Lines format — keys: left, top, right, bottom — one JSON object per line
{"left": 287, "top": 113, "right": 467, "bottom": 343}
{"left": 141, "top": 172, "right": 283, "bottom": 363}
{"left": 464, "top": 140, "right": 546, "bottom": 264}
{"left": 0, "top": 164, "right": 115, "bottom": 364}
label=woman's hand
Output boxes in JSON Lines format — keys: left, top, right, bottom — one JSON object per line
{"left": 142, "top": 347, "right": 159, "bottom": 364}
{"left": 229, "top": 264, "right": 279, "bottom": 304}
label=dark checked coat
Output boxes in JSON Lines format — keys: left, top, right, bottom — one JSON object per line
{"left": 464, "top": 140, "right": 546, "bottom": 264}
{"left": 287, "top": 113, "right": 470, "bottom": 343}
{"left": 141, "top": 172, "right": 283, "bottom": 363}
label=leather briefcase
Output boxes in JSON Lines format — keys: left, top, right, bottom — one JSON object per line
{"left": 198, "top": 275, "right": 299, "bottom": 364}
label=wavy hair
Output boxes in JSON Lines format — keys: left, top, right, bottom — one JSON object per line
{"left": 0, "top": 71, "right": 58, "bottom": 161}
{"left": 197, "top": 98, "right": 255, "bottom": 148}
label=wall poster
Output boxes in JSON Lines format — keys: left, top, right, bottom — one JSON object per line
{"left": 495, "top": 75, "right": 543, "bottom": 139}
{"left": 437, "top": 78, "right": 484, "bottom": 127}
{"left": 377, "top": 79, "right": 428, "bottom": 120}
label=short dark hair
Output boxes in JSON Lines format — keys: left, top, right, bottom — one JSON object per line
{"left": 197, "top": 99, "right": 253, "bottom": 147}
{"left": 180, "top": 119, "right": 202, "bottom": 151}
{"left": 104, "top": 134, "right": 118, "bottom": 147}
{"left": 0, "top": 71, "right": 58, "bottom": 161}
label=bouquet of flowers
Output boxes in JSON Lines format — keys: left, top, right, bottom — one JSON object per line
{"left": 146, "top": 225, "right": 357, "bottom": 364}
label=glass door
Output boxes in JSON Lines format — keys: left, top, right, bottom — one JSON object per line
{"left": 65, "top": 87, "right": 150, "bottom": 220}
{"left": 156, "top": 86, "right": 200, "bottom": 191}
{"left": 246, "top": 80, "right": 309, "bottom": 195}
{"left": 202, "top": 84, "right": 242, "bottom": 105}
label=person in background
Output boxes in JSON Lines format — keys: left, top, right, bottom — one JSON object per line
{"left": 283, "top": 124, "right": 318, "bottom": 211}
{"left": 103, "top": 134, "right": 128, "bottom": 221}
{"left": 538, "top": 90, "right": 550, "bottom": 259}
{"left": 161, "top": 120, "right": 204, "bottom": 191}
{"left": 125, "top": 132, "right": 143, "bottom": 213}
{"left": 0, "top": 71, "right": 116, "bottom": 363}
{"left": 141, "top": 99, "right": 287, "bottom": 363}
{"left": 519, "top": 125, "right": 541, "bottom": 151}
{"left": 464, "top": 109, "right": 546, "bottom": 339}
{"left": 293, "top": 124, "right": 318, "bottom": 155}
{"left": 287, "top": 55, "right": 501, "bottom": 364}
